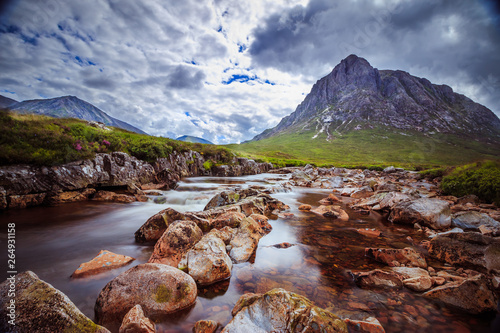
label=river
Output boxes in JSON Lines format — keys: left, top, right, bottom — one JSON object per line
{"left": 0, "top": 173, "right": 498, "bottom": 332}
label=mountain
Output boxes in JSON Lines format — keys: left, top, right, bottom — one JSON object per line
{"left": 7, "top": 95, "right": 147, "bottom": 135}
{"left": 232, "top": 55, "right": 500, "bottom": 166}
{"left": 176, "top": 135, "right": 213, "bottom": 144}
{"left": 0, "top": 95, "right": 17, "bottom": 108}
{"left": 254, "top": 54, "right": 500, "bottom": 141}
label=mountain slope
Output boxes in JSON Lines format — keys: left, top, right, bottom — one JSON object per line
{"left": 0, "top": 95, "right": 17, "bottom": 108}
{"left": 254, "top": 55, "right": 500, "bottom": 142}
{"left": 7, "top": 95, "right": 147, "bottom": 135}
{"left": 232, "top": 55, "right": 500, "bottom": 166}
{"left": 176, "top": 135, "right": 213, "bottom": 144}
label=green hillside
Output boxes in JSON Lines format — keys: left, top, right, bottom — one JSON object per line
{"left": 228, "top": 128, "right": 500, "bottom": 169}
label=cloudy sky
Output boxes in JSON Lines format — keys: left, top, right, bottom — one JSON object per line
{"left": 1, "top": 0, "right": 499, "bottom": 143}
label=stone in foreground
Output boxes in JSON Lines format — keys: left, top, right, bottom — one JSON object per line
{"left": 95, "top": 263, "right": 197, "bottom": 330}
{"left": 222, "top": 288, "right": 347, "bottom": 332}
{"left": 423, "top": 274, "right": 498, "bottom": 314}
{"left": 119, "top": 304, "right": 155, "bottom": 333}
{"left": 71, "top": 250, "right": 135, "bottom": 278}
{"left": 0, "top": 271, "right": 110, "bottom": 333}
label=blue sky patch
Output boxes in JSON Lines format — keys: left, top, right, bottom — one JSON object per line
{"left": 185, "top": 111, "right": 191, "bottom": 117}
{"left": 222, "top": 74, "right": 255, "bottom": 85}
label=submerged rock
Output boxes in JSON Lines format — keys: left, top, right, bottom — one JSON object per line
{"left": 390, "top": 267, "right": 433, "bottom": 292}
{"left": 311, "top": 205, "right": 349, "bottom": 221}
{"left": 135, "top": 208, "right": 186, "bottom": 243}
{"left": 0, "top": 271, "right": 110, "bottom": 333}
{"left": 148, "top": 220, "right": 203, "bottom": 266}
{"left": 423, "top": 274, "right": 498, "bottom": 314}
{"left": 353, "top": 269, "right": 403, "bottom": 289}
{"left": 344, "top": 317, "right": 386, "bottom": 333}
{"left": 193, "top": 320, "right": 219, "bottom": 333}
{"left": 95, "top": 263, "right": 197, "bottom": 330}
{"left": 222, "top": 288, "right": 347, "bottom": 332}
{"left": 71, "top": 250, "right": 135, "bottom": 278}
{"left": 185, "top": 230, "right": 233, "bottom": 285}
{"left": 389, "top": 198, "right": 451, "bottom": 230}
{"left": 365, "top": 247, "right": 427, "bottom": 268}
{"left": 119, "top": 304, "right": 156, "bottom": 333}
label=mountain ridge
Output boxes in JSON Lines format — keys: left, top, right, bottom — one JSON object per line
{"left": 253, "top": 54, "right": 500, "bottom": 142}
{"left": 0, "top": 95, "right": 18, "bottom": 108}
{"left": 176, "top": 135, "right": 213, "bottom": 144}
{"left": 6, "top": 95, "right": 147, "bottom": 135}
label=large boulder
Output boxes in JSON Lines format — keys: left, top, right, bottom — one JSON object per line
{"left": 365, "top": 247, "right": 427, "bottom": 268}
{"left": 389, "top": 198, "right": 451, "bottom": 229}
{"left": 452, "top": 211, "right": 500, "bottom": 235}
{"left": 184, "top": 230, "right": 233, "bottom": 285}
{"left": 0, "top": 271, "right": 109, "bottom": 333}
{"left": 134, "top": 208, "right": 186, "bottom": 243}
{"left": 95, "top": 263, "right": 197, "bottom": 330}
{"left": 229, "top": 217, "right": 264, "bottom": 263}
{"left": 423, "top": 274, "right": 498, "bottom": 314}
{"left": 426, "top": 232, "right": 500, "bottom": 274}
{"left": 148, "top": 220, "right": 203, "bottom": 266}
{"left": 222, "top": 288, "right": 347, "bottom": 332}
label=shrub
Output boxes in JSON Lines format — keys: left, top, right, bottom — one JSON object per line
{"left": 441, "top": 161, "right": 500, "bottom": 205}
{"left": 203, "top": 160, "right": 213, "bottom": 170}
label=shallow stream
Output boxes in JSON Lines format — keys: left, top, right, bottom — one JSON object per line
{"left": 0, "top": 173, "right": 498, "bottom": 332}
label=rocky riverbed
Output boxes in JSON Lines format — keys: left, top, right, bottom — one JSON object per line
{"left": 0, "top": 166, "right": 499, "bottom": 332}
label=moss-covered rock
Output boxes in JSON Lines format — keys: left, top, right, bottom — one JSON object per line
{"left": 0, "top": 271, "right": 109, "bottom": 333}
{"left": 134, "top": 207, "right": 186, "bottom": 243}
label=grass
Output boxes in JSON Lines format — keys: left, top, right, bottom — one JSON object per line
{"left": 0, "top": 111, "right": 233, "bottom": 166}
{"left": 441, "top": 160, "right": 500, "bottom": 205}
{"left": 228, "top": 127, "right": 500, "bottom": 170}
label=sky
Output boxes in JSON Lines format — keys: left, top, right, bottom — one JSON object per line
{"left": 0, "top": 0, "right": 499, "bottom": 144}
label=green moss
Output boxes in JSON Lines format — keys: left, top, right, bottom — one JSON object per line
{"left": 154, "top": 285, "right": 172, "bottom": 303}
{"left": 203, "top": 160, "right": 214, "bottom": 170}
{"left": 64, "top": 318, "right": 101, "bottom": 333}
{"left": 441, "top": 160, "right": 500, "bottom": 205}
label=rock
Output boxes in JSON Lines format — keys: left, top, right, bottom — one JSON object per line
{"left": 344, "top": 317, "right": 386, "bottom": 333}
{"left": 93, "top": 190, "right": 136, "bottom": 203}
{"left": 452, "top": 211, "right": 500, "bottom": 235}
{"left": 390, "top": 267, "right": 433, "bottom": 292}
{"left": 427, "top": 227, "right": 463, "bottom": 239}
{"left": 299, "top": 204, "right": 312, "bottom": 211}
{"left": 185, "top": 230, "right": 233, "bottom": 285}
{"left": 357, "top": 228, "right": 381, "bottom": 238}
{"left": 193, "top": 320, "right": 219, "bottom": 333}
{"left": 204, "top": 189, "right": 259, "bottom": 211}
{"left": 378, "top": 192, "right": 412, "bottom": 210}
{"left": 0, "top": 271, "right": 110, "bottom": 333}
{"left": 119, "top": 304, "right": 156, "bottom": 333}
{"left": 377, "top": 182, "right": 401, "bottom": 192}
{"left": 272, "top": 242, "right": 295, "bottom": 249}
{"left": 249, "top": 213, "right": 272, "bottom": 233}
{"left": 72, "top": 250, "right": 135, "bottom": 278}
{"left": 351, "top": 186, "right": 374, "bottom": 199}
{"left": 222, "top": 288, "right": 347, "bottom": 332}
{"left": 135, "top": 208, "right": 186, "bottom": 243}
{"left": 7, "top": 193, "right": 46, "bottom": 209}
{"left": 426, "top": 232, "right": 500, "bottom": 274}
{"left": 311, "top": 205, "right": 349, "bottom": 221}
{"left": 353, "top": 269, "right": 403, "bottom": 289}
{"left": 95, "top": 263, "right": 197, "bottom": 330}
{"left": 148, "top": 220, "right": 203, "bottom": 266}
{"left": 423, "top": 274, "right": 498, "bottom": 314}
{"left": 211, "top": 211, "right": 246, "bottom": 229}
{"left": 383, "top": 166, "right": 396, "bottom": 173}
{"left": 47, "top": 188, "right": 96, "bottom": 205}
{"left": 351, "top": 192, "right": 388, "bottom": 210}
{"left": 457, "top": 194, "right": 480, "bottom": 205}
{"left": 365, "top": 247, "right": 427, "bottom": 268}
{"left": 389, "top": 198, "right": 451, "bottom": 230}
{"left": 229, "top": 217, "right": 264, "bottom": 263}
{"left": 231, "top": 293, "right": 261, "bottom": 316}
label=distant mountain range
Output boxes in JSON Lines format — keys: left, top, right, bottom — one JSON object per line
{"left": 230, "top": 55, "right": 500, "bottom": 166}
{"left": 254, "top": 54, "right": 500, "bottom": 141}
{"left": 3, "top": 95, "right": 147, "bottom": 135}
{"left": 0, "top": 95, "right": 17, "bottom": 108}
{"left": 176, "top": 135, "right": 213, "bottom": 144}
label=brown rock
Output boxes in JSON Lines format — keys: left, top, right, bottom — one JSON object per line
{"left": 353, "top": 269, "right": 403, "bottom": 289}
{"left": 311, "top": 205, "right": 349, "bottom": 221}
{"left": 93, "top": 190, "right": 136, "bottom": 203}
{"left": 212, "top": 211, "right": 245, "bottom": 229}
{"left": 229, "top": 217, "right": 264, "bottom": 263}
{"left": 48, "top": 188, "right": 96, "bottom": 205}
{"left": 95, "top": 263, "right": 197, "bottom": 330}
{"left": 298, "top": 204, "right": 312, "bottom": 211}
{"left": 119, "top": 304, "right": 155, "bottom": 333}
{"left": 389, "top": 198, "right": 451, "bottom": 230}
{"left": 0, "top": 271, "right": 110, "bottom": 333}
{"left": 193, "top": 320, "right": 218, "bottom": 333}
{"left": 351, "top": 186, "right": 374, "bottom": 199}
{"left": 378, "top": 192, "right": 411, "bottom": 210}
{"left": 390, "top": 267, "right": 433, "bottom": 292}
{"left": 365, "top": 247, "right": 427, "bottom": 268}
{"left": 148, "top": 220, "right": 203, "bottom": 266}
{"left": 135, "top": 208, "right": 186, "bottom": 243}
{"left": 249, "top": 213, "right": 272, "bottom": 233}
{"left": 357, "top": 228, "right": 381, "bottom": 238}
{"left": 344, "top": 317, "right": 386, "bottom": 333}
{"left": 231, "top": 292, "right": 261, "bottom": 316}
{"left": 8, "top": 193, "right": 46, "bottom": 209}
{"left": 72, "top": 250, "right": 135, "bottom": 278}
{"left": 423, "top": 274, "right": 498, "bottom": 314}
{"left": 223, "top": 288, "right": 347, "bottom": 332}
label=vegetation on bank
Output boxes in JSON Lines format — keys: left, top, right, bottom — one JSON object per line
{"left": 441, "top": 161, "right": 500, "bottom": 205}
{"left": 0, "top": 111, "right": 232, "bottom": 166}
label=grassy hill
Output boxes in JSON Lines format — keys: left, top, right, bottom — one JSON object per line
{"left": 228, "top": 128, "right": 500, "bottom": 169}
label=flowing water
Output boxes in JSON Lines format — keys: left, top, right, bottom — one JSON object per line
{"left": 0, "top": 173, "right": 498, "bottom": 332}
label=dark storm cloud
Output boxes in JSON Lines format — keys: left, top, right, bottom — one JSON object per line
{"left": 166, "top": 65, "right": 206, "bottom": 90}
{"left": 250, "top": 0, "right": 500, "bottom": 115}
